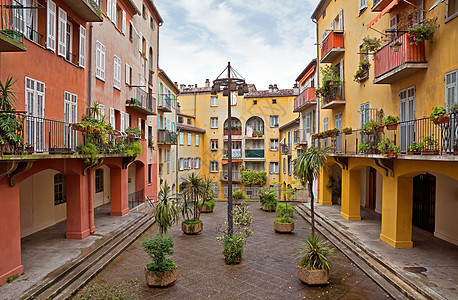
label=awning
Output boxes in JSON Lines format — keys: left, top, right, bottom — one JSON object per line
{"left": 298, "top": 65, "right": 316, "bottom": 86}
{"left": 428, "top": 0, "right": 444, "bottom": 12}
{"left": 367, "top": 0, "right": 401, "bottom": 29}
{"left": 222, "top": 159, "right": 243, "bottom": 164}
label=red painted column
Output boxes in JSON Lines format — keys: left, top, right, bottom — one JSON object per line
{"left": 66, "top": 174, "right": 91, "bottom": 239}
{"left": 110, "top": 167, "right": 129, "bottom": 216}
{"left": 87, "top": 169, "right": 95, "bottom": 233}
{"left": 0, "top": 178, "right": 24, "bottom": 284}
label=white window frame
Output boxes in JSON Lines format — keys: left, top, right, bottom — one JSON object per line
{"left": 195, "top": 134, "right": 200, "bottom": 146}
{"left": 359, "top": 0, "right": 367, "bottom": 12}
{"left": 122, "top": 10, "right": 126, "bottom": 34}
{"left": 125, "top": 63, "right": 131, "bottom": 85}
{"left": 111, "top": 0, "right": 117, "bottom": 26}
{"left": 210, "top": 161, "right": 218, "bottom": 173}
{"left": 47, "top": 0, "right": 56, "bottom": 52}
{"left": 57, "top": 8, "right": 67, "bottom": 57}
{"left": 179, "top": 132, "right": 184, "bottom": 145}
{"left": 210, "top": 139, "right": 218, "bottom": 150}
{"left": 179, "top": 158, "right": 184, "bottom": 171}
{"left": 211, "top": 96, "right": 218, "bottom": 106}
{"left": 270, "top": 162, "right": 279, "bottom": 174}
{"left": 230, "top": 93, "right": 237, "bottom": 105}
{"left": 187, "top": 133, "right": 192, "bottom": 146}
{"left": 96, "top": 41, "right": 106, "bottom": 81}
{"left": 270, "top": 138, "right": 279, "bottom": 151}
{"left": 78, "top": 25, "right": 86, "bottom": 68}
{"left": 113, "top": 55, "right": 121, "bottom": 90}
{"left": 210, "top": 117, "right": 218, "bottom": 129}
{"left": 270, "top": 115, "right": 279, "bottom": 127}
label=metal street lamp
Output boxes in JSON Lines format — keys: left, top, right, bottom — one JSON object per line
{"left": 212, "top": 62, "right": 248, "bottom": 235}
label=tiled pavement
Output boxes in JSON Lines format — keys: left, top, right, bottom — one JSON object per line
{"left": 83, "top": 202, "right": 391, "bottom": 299}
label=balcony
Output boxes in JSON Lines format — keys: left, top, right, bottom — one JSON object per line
{"left": 157, "top": 129, "right": 177, "bottom": 145}
{"left": 293, "top": 88, "right": 316, "bottom": 112}
{"left": 372, "top": 0, "right": 394, "bottom": 12}
{"left": 223, "top": 148, "right": 242, "bottom": 159}
{"left": 373, "top": 33, "right": 427, "bottom": 84}
{"left": 126, "top": 88, "right": 157, "bottom": 115}
{"left": 0, "top": 0, "right": 27, "bottom": 52}
{"left": 321, "top": 85, "right": 345, "bottom": 109}
{"left": 220, "top": 171, "right": 242, "bottom": 182}
{"left": 320, "top": 30, "right": 344, "bottom": 63}
{"left": 281, "top": 144, "right": 292, "bottom": 156}
{"left": 158, "top": 94, "right": 172, "bottom": 112}
{"left": 245, "top": 149, "right": 265, "bottom": 159}
{"left": 61, "top": 0, "right": 103, "bottom": 22}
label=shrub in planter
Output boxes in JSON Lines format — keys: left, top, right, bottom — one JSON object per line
{"left": 421, "top": 136, "right": 439, "bottom": 155}
{"left": 258, "top": 186, "right": 278, "bottom": 211}
{"left": 377, "top": 138, "right": 400, "bottom": 158}
{"left": 142, "top": 235, "right": 177, "bottom": 287}
{"left": 126, "top": 141, "right": 143, "bottom": 157}
{"left": 430, "top": 106, "right": 450, "bottom": 124}
{"left": 390, "top": 41, "right": 402, "bottom": 52}
{"left": 199, "top": 198, "right": 215, "bottom": 213}
{"left": 274, "top": 203, "right": 295, "bottom": 233}
{"left": 125, "top": 126, "right": 143, "bottom": 138}
{"left": 199, "top": 176, "right": 215, "bottom": 213}
{"left": 361, "top": 35, "right": 382, "bottom": 53}
{"left": 297, "top": 235, "right": 333, "bottom": 285}
{"left": 153, "top": 181, "right": 179, "bottom": 235}
{"left": 342, "top": 127, "right": 352, "bottom": 135}
{"left": 408, "top": 17, "right": 439, "bottom": 45}
{"left": 353, "top": 60, "right": 371, "bottom": 83}
{"left": 180, "top": 173, "right": 206, "bottom": 234}
{"left": 383, "top": 115, "right": 400, "bottom": 130}
{"left": 232, "top": 189, "right": 246, "bottom": 205}
{"left": 408, "top": 141, "right": 424, "bottom": 155}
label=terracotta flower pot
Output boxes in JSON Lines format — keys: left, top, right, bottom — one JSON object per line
{"left": 182, "top": 220, "right": 203, "bottom": 235}
{"left": 297, "top": 265, "right": 330, "bottom": 286}
{"left": 421, "top": 150, "right": 440, "bottom": 155}
{"left": 386, "top": 152, "right": 397, "bottom": 158}
{"left": 274, "top": 221, "right": 294, "bottom": 233}
{"left": 433, "top": 115, "right": 451, "bottom": 124}
{"left": 386, "top": 124, "right": 398, "bottom": 130}
{"left": 145, "top": 266, "right": 177, "bottom": 287}
{"left": 375, "top": 125, "right": 384, "bottom": 132}
{"left": 344, "top": 131, "right": 352, "bottom": 135}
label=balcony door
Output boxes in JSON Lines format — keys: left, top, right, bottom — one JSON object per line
{"left": 25, "top": 77, "right": 45, "bottom": 152}
{"left": 400, "top": 87, "right": 415, "bottom": 153}
{"left": 335, "top": 113, "right": 342, "bottom": 153}
{"left": 64, "top": 92, "right": 77, "bottom": 150}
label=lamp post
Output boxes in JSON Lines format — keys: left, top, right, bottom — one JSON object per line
{"left": 211, "top": 62, "right": 248, "bottom": 235}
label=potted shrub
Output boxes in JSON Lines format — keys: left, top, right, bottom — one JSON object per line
{"left": 421, "top": 136, "right": 440, "bottom": 155}
{"left": 142, "top": 235, "right": 177, "bottom": 287}
{"left": 361, "top": 35, "right": 382, "bottom": 54}
{"left": 358, "top": 142, "right": 371, "bottom": 154}
{"left": 199, "top": 177, "right": 215, "bottom": 213}
{"left": 408, "top": 141, "right": 424, "bottom": 155}
{"left": 390, "top": 41, "right": 402, "bottom": 52}
{"left": 180, "top": 173, "right": 205, "bottom": 234}
{"left": 353, "top": 60, "right": 370, "bottom": 83}
{"left": 430, "top": 106, "right": 450, "bottom": 124}
{"left": 329, "top": 128, "right": 340, "bottom": 137}
{"left": 258, "top": 186, "right": 278, "bottom": 212}
{"left": 217, "top": 201, "right": 253, "bottom": 264}
{"left": 297, "top": 235, "right": 333, "bottom": 285}
{"left": 274, "top": 203, "right": 295, "bottom": 233}
{"left": 377, "top": 138, "right": 401, "bottom": 158}
{"left": 408, "top": 17, "right": 439, "bottom": 45}
{"left": 342, "top": 127, "right": 352, "bottom": 135}
{"left": 383, "top": 115, "right": 400, "bottom": 130}
{"left": 232, "top": 189, "right": 246, "bottom": 206}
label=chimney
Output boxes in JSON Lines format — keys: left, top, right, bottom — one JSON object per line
{"left": 174, "top": 81, "right": 178, "bottom": 87}
{"left": 180, "top": 84, "right": 185, "bottom": 92}
{"left": 273, "top": 84, "right": 278, "bottom": 92}
{"left": 205, "top": 79, "right": 210, "bottom": 88}
{"left": 293, "top": 83, "right": 299, "bottom": 95}
{"left": 195, "top": 84, "right": 198, "bottom": 88}
{"left": 188, "top": 84, "right": 193, "bottom": 89}
{"left": 268, "top": 84, "right": 273, "bottom": 93}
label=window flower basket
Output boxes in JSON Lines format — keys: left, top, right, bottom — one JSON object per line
{"left": 408, "top": 17, "right": 439, "bottom": 46}
{"left": 342, "top": 127, "right": 352, "bottom": 135}
{"left": 390, "top": 41, "right": 402, "bottom": 52}
{"left": 430, "top": 106, "right": 450, "bottom": 124}
{"left": 383, "top": 115, "right": 399, "bottom": 130}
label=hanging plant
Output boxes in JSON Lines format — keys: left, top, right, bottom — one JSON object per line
{"left": 361, "top": 36, "right": 382, "bottom": 53}
{"left": 408, "top": 17, "right": 439, "bottom": 45}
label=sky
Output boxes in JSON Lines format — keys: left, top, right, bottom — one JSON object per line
{"left": 155, "top": 0, "right": 320, "bottom": 91}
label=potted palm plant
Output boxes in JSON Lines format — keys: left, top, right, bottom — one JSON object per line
{"left": 297, "top": 235, "right": 334, "bottom": 285}
{"left": 199, "top": 177, "right": 215, "bottom": 213}
{"left": 258, "top": 186, "right": 278, "bottom": 212}
{"left": 274, "top": 203, "right": 295, "bottom": 233}
{"left": 180, "top": 173, "right": 205, "bottom": 234}
{"left": 0, "top": 76, "right": 24, "bottom": 155}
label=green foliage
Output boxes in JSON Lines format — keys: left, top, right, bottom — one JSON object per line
{"left": 448, "top": 103, "right": 458, "bottom": 114}
{"left": 408, "top": 141, "right": 425, "bottom": 152}
{"left": 141, "top": 235, "right": 176, "bottom": 275}
{"left": 74, "top": 279, "right": 140, "bottom": 300}
{"left": 0, "top": 76, "right": 18, "bottom": 111}
{"left": 353, "top": 60, "right": 371, "bottom": 83}
{"left": 294, "top": 146, "right": 330, "bottom": 186}
{"left": 298, "top": 235, "right": 334, "bottom": 273}
{"left": 342, "top": 127, "right": 352, "bottom": 134}
{"left": 126, "top": 141, "right": 142, "bottom": 156}
{"left": 125, "top": 127, "right": 143, "bottom": 137}
{"left": 199, "top": 199, "right": 215, "bottom": 210}
{"left": 153, "top": 181, "right": 179, "bottom": 236}
{"left": 77, "top": 143, "right": 98, "bottom": 164}
{"left": 0, "top": 77, "right": 24, "bottom": 154}
{"left": 361, "top": 36, "right": 382, "bottom": 53}
{"left": 6, "top": 274, "right": 19, "bottom": 283}
{"left": 180, "top": 172, "right": 207, "bottom": 221}
{"left": 220, "top": 233, "right": 245, "bottom": 265}
{"left": 383, "top": 115, "right": 399, "bottom": 125}
{"left": 358, "top": 142, "right": 374, "bottom": 153}
{"left": 408, "top": 17, "right": 439, "bottom": 45}
{"left": 326, "top": 176, "right": 341, "bottom": 197}
{"left": 183, "top": 218, "right": 200, "bottom": 225}
{"left": 148, "top": 139, "right": 155, "bottom": 149}
{"left": 430, "top": 106, "right": 447, "bottom": 122}
{"left": 240, "top": 166, "right": 267, "bottom": 185}
{"left": 258, "top": 186, "right": 278, "bottom": 210}
{"left": 275, "top": 217, "right": 294, "bottom": 224}
{"left": 422, "top": 136, "right": 439, "bottom": 150}
{"left": 276, "top": 203, "right": 295, "bottom": 218}
{"left": 361, "top": 119, "right": 383, "bottom": 135}
{"left": 232, "top": 189, "right": 246, "bottom": 200}
{"left": 377, "top": 138, "right": 401, "bottom": 155}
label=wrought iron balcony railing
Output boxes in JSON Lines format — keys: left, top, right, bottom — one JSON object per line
{"left": 0, "top": 0, "right": 27, "bottom": 51}
{"left": 157, "top": 129, "right": 177, "bottom": 145}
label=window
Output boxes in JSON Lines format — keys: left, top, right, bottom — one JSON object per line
{"left": 272, "top": 99, "right": 277, "bottom": 104}
{"left": 167, "top": 150, "right": 170, "bottom": 174}
{"left": 63, "top": 91, "right": 77, "bottom": 148}
{"left": 47, "top": 0, "right": 56, "bottom": 52}
{"left": 125, "top": 63, "right": 132, "bottom": 85}
{"left": 210, "top": 139, "right": 218, "bottom": 150}
{"left": 359, "top": 0, "right": 367, "bottom": 12}
{"left": 79, "top": 26, "right": 86, "bottom": 68}
{"left": 187, "top": 119, "right": 192, "bottom": 125}
{"left": 172, "top": 149, "right": 175, "bottom": 172}
{"left": 210, "top": 117, "right": 218, "bottom": 129}
{"left": 129, "top": 22, "right": 133, "bottom": 40}
{"left": 142, "top": 3, "right": 147, "bottom": 19}
{"left": 54, "top": 173, "right": 66, "bottom": 205}
{"left": 187, "top": 133, "right": 192, "bottom": 146}
{"left": 323, "top": 117, "right": 329, "bottom": 147}
{"left": 270, "top": 162, "right": 279, "bottom": 174}
{"left": 447, "top": 0, "right": 458, "bottom": 19}
{"left": 113, "top": 55, "right": 121, "bottom": 90}
{"left": 446, "top": 70, "right": 457, "bottom": 109}
{"left": 110, "top": 0, "right": 117, "bottom": 24}
{"left": 179, "top": 132, "right": 184, "bottom": 145}
{"left": 150, "top": 17, "right": 155, "bottom": 30}
{"left": 210, "top": 161, "right": 218, "bottom": 173}
{"left": 96, "top": 41, "right": 106, "bottom": 80}
{"left": 179, "top": 158, "right": 183, "bottom": 171}
{"left": 211, "top": 96, "right": 218, "bottom": 106}
{"left": 148, "top": 164, "right": 152, "bottom": 184}
{"left": 120, "top": 111, "right": 129, "bottom": 132}
{"left": 57, "top": 8, "right": 67, "bottom": 57}
{"left": 122, "top": 10, "right": 126, "bottom": 34}
{"left": 306, "top": 111, "right": 311, "bottom": 133}
{"left": 231, "top": 93, "right": 237, "bottom": 105}
{"left": 288, "top": 156, "right": 292, "bottom": 175}
{"left": 283, "top": 157, "right": 286, "bottom": 174}
{"left": 195, "top": 134, "right": 200, "bottom": 146}
{"left": 270, "top": 139, "right": 279, "bottom": 151}
{"left": 195, "top": 157, "right": 201, "bottom": 169}
{"left": 270, "top": 115, "right": 279, "bottom": 127}
{"left": 253, "top": 100, "right": 257, "bottom": 105}
{"left": 178, "top": 116, "right": 183, "bottom": 123}
{"left": 95, "top": 169, "right": 104, "bottom": 193}
{"left": 211, "top": 183, "right": 219, "bottom": 198}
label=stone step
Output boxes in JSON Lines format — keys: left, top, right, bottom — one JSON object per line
{"left": 295, "top": 204, "right": 435, "bottom": 300}
{"left": 22, "top": 212, "right": 154, "bottom": 300}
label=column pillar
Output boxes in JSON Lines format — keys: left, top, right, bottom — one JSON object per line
{"left": 340, "top": 169, "right": 361, "bottom": 220}
{"left": 0, "top": 178, "right": 23, "bottom": 284}
{"left": 317, "top": 166, "right": 332, "bottom": 205}
{"left": 380, "top": 176, "right": 413, "bottom": 248}
{"left": 110, "top": 167, "right": 129, "bottom": 216}
{"left": 66, "top": 174, "right": 91, "bottom": 239}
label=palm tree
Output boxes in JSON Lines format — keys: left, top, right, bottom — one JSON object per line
{"left": 294, "top": 146, "right": 330, "bottom": 236}
{"left": 153, "top": 181, "right": 179, "bottom": 235}
{"left": 181, "top": 172, "right": 204, "bottom": 220}
{"left": 0, "top": 76, "right": 18, "bottom": 111}
{"left": 201, "top": 176, "right": 214, "bottom": 203}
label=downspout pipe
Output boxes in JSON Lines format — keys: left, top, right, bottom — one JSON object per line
{"left": 88, "top": 21, "right": 94, "bottom": 233}
{"left": 312, "top": 18, "right": 320, "bottom": 146}
{"left": 88, "top": 22, "right": 93, "bottom": 107}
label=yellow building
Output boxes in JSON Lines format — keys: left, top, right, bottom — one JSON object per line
{"left": 312, "top": 0, "right": 458, "bottom": 248}
{"left": 177, "top": 81, "right": 299, "bottom": 200}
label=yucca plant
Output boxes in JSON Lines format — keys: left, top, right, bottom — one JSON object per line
{"left": 180, "top": 172, "right": 205, "bottom": 221}
{"left": 298, "top": 235, "right": 333, "bottom": 273}
{"left": 153, "top": 181, "right": 179, "bottom": 235}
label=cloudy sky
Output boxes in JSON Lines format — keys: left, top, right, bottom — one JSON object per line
{"left": 155, "top": 0, "right": 320, "bottom": 91}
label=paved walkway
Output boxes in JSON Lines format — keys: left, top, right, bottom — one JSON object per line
{"left": 80, "top": 202, "right": 391, "bottom": 299}
{"left": 0, "top": 204, "right": 148, "bottom": 300}
{"left": 300, "top": 203, "right": 458, "bottom": 300}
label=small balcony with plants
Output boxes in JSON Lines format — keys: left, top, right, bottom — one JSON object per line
{"left": 223, "top": 141, "right": 243, "bottom": 159}
{"left": 126, "top": 88, "right": 157, "bottom": 115}
{"left": 320, "top": 30, "right": 344, "bottom": 63}
{"left": 316, "top": 65, "right": 345, "bottom": 110}
{"left": 245, "top": 116, "right": 264, "bottom": 138}
{"left": 293, "top": 87, "right": 316, "bottom": 112}
{"left": 223, "top": 117, "right": 242, "bottom": 136}
{"left": 157, "top": 94, "right": 172, "bottom": 112}
{"left": 157, "top": 129, "right": 177, "bottom": 145}
{"left": 220, "top": 170, "right": 242, "bottom": 182}
{"left": 373, "top": 18, "right": 438, "bottom": 84}
{"left": 0, "top": 0, "right": 27, "bottom": 52}
{"left": 245, "top": 139, "right": 264, "bottom": 159}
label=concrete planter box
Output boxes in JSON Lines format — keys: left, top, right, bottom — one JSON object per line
{"left": 182, "top": 220, "right": 203, "bottom": 235}
{"left": 274, "top": 221, "right": 294, "bottom": 233}
{"left": 297, "top": 265, "right": 330, "bottom": 285}
{"left": 145, "top": 266, "right": 177, "bottom": 287}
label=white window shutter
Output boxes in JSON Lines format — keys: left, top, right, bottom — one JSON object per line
{"left": 110, "top": 108, "right": 115, "bottom": 128}
{"left": 145, "top": 39, "right": 149, "bottom": 56}
{"left": 107, "top": 0, "right": 112, "bottom": 20}
{"left": 125, "top": 64, "right": 130, "bottom": 85}
{"left": 338, "top": 9, "right": 343, "bottom": 30}
{"left": 101, "top": 44, "right": 106, "bottom": 79}
{"left": 339, "top": 59, "right": 344, "bottom": 100}
{"left": 79, "top": 25, "right": 86, "bottom": 68}
{"left": 126, "top": 113, "right": 130, "bottom": 128}
{"left": 112, "top": 0, "right": 117, "bottom": 25}
{"left": 330, "top": 20, "right": 334, "bottom": 31}
{"left": 57, "top": 8, "right": 67, "bottom": 57}
{"left": 122, "top": 10, "right": 126, "bottom": 34}
{"left": 47, "top": 0, "right": 56, "bottom": 52}
{"left": 138, "top": 32, "right": 142, "bottom": 52}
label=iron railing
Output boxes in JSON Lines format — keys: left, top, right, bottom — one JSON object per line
{"left": 66, "top": 49, "right": 77, "bottom": 65}
{"left": 315, "top": 113, "right": 458, "bottom": 156}
{"left": 0, "top": 0, "right": 25, "bottom": 44}
{"left": 220, "top": 171, "right": 242, "bottom": 181}
{"left": 157, "top": 129, "right": 177, "bottom": 144}
{"left": 321, "top": 85, "right": 344, "bottom": 107}
{"left": 128, "top": 88, "right": 156, "bottom": 113}
{"left": 281, "top": 144, "right": 291, "bottom": 155}
{"left": 128, "top": 188, "right": 144, "bottom": 209}
{"left": 158, "top": 94, "right": 172, "bottom": 111}
{"left": 24, "top": 24, "right": 44, "bottom": 46}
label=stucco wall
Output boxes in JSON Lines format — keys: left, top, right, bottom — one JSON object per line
{"left": 433, "top": 172, "right": 458, "bottom": 246}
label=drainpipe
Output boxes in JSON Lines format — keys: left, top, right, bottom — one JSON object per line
{"left": 312, "top": 18, "right": 320, "bottom": 146}
{"left": 88, "top": 22, "right": 94, "bottom": 233}
{"left": 88, "top": 22, "right": 93, "bottom": 107}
